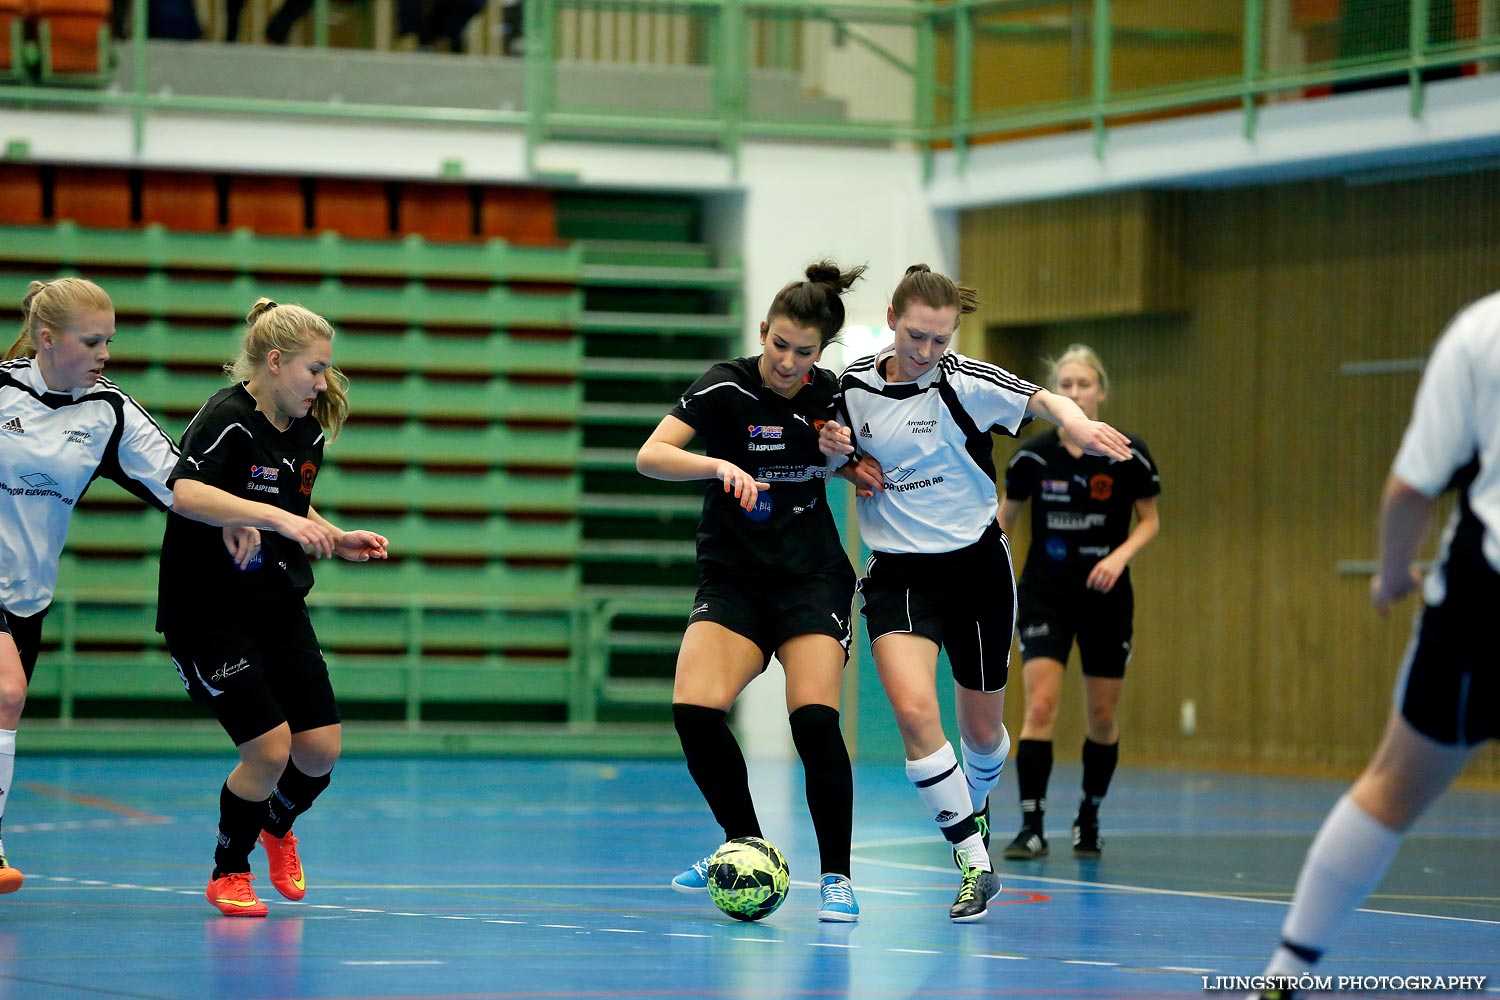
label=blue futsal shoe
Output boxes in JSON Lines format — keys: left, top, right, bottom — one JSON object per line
{"left": 817, "top": 874, "right": 859, "bottom": 922}
{"left": 671, "top": 855, "right": 712, "bottom": 892}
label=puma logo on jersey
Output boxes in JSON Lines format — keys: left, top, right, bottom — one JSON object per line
{"left": 1, "top": 417, "right": 22, "bottom": 434}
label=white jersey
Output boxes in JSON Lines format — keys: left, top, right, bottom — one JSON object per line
{"left": 838, "top": 349, "right": 1040, "bottom": 554}
{"left": 0, "top": 357, "right": 177, "bottom": 616}
{"left": 1392, "top": 290, "right": 1500, "bottom": 603}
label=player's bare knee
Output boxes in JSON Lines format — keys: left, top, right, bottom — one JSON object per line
{"left": 1024, "top": 697, "right": 1058, "bottom": 732}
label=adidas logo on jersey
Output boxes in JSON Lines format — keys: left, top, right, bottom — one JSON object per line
{"left": 858, "top": 422, "right": 872, "bottom": 438}
{"left": 0, "top": 417, "right": 22, "bottom": 434}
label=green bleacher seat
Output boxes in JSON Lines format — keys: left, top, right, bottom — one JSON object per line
{"left": 353, "top": 374, "right": 579, "bottom": 422}
{"left": 332, "top": 424, "right": 579, "bottom": 469}
{"left": 313, "top": 468, "right": 578, "bottom": 514}
{"left": 1, "top": 222, "right": 582, "bottom": 283}
{"left": 331, "top": 330, "right": 580, "bottom": 378}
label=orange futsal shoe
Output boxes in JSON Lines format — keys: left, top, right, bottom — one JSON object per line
{"left": 0, "top": 855, "right": 24, "bottom": 894}
{"left": 259, "top": 829, "right": 307, "bottom": 901}
{"left": 206, "top": 871, "right": 269, "bottom": 917}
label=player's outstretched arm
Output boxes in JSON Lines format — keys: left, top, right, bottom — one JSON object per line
{"left": 173, "top": 479, "right": 338, "bottom": 558}
{"left": 308, "top": 507, "right": 389, "bottom": 562}
{"left": 636, "top": 414, "right": 770, "bottom": 510}
{"left": 1025, "top": 389, "right": 1132, "bottom": 462}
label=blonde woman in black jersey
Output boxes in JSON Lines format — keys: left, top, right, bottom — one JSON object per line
{"left": 999, "top": 344, "right": 1160, "bottom": 862}
{"left": 158, "top": 299, "right": 388, "bottom": 918}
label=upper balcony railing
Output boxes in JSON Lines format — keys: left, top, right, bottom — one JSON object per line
{"left": 1, "top": 0, "right": 1497, "bottom": 175}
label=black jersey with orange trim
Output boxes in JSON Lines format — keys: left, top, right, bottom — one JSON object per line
{"left": 156, "top": 384, "right": 325, "bottom": 630}
{"left": 669, "top": 357, "right": 846, "bottom": 578}
{"left": 1005, "top": 427, "right": 1160, "bottom": 593}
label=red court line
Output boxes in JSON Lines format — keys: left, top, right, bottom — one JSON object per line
{"left": 22, "top": 783, "right": 170, "bottom": 822}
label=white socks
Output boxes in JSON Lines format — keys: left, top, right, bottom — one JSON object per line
{"left": 906, "top": 742, "right": 991, "bottom": 871}
{"left": 0, "top": 728, "right": 15, "bottom": 848}
{"left": 961, "top": 726, "right": 1010, "bottom": 813}
{"left": 1267, "top": 793, "right": 1403, "bottom": 976}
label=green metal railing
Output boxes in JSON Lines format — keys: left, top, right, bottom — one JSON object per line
{"left": 37, "top": 588, "right": 681, "bottom": 732}
{"left": 1, "top": 2, "right": 1495, "bottom": 181}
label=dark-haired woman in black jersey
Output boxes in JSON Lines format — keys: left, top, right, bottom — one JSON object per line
{"left": 637, "top": 260, "right": 865, "bottom": 922}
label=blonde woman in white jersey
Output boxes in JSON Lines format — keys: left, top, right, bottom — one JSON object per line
{"left": 819, "top": 264, "right": 1131, "bottom": 921}
{"left": 0, "top": 277, "right": 254, "bottom": 893}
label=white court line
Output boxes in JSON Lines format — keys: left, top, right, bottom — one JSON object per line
{"left": 15, "top": 875, "right": 1312, "bottom": 984}
{"left": 788, "top": 878, "right": 915, "bottom": 897}
{"left": 851, "top": 837, "right": 1500, "bottom": 926}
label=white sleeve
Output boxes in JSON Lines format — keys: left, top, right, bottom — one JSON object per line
{"left": 116, "top": 396, "right": 179, "bottom": 508}
{"left": 950, "top": 357, "right": 1040, "bottom": 435}
{"left": 1392, "top": 318, "right": 1477, "bottom": 497}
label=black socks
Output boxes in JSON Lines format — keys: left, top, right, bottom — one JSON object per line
{"left": 789, "top": 704, "right": 852, "bottom": 878}
{"left": 673, "top": 703, "right": 761, "bottom": 841}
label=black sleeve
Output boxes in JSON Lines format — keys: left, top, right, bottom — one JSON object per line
{"left": 668, "top": 364, "right": 737, "bottom": 434}
{"left": 1004, "top": 446, "right": 1042, "bottom": 501}
{"left": 1128, "top": 435, "right": 1162, "bottom": 500}
{"left": 170, "top": 400, "right": 251, "bottom": 489}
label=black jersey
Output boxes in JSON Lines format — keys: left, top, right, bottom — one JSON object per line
{"left": 156, "top": 384, "right": 326, "bottom": 631}
{"left": 1005, "top": 428, "right": 1160, "bottom": 592}
{"left": 669, "top": 357, "right": 845, "bottom": 577}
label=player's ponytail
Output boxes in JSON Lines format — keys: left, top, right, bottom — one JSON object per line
{"left": 764, "top": 259, "right": 868, "bottom": 348}
{"left": 229, "top": 300, "right": 351, "bottom": 441}
{"left": 6, "top": 277, "right": 113, "bottom": 361}
{"left": 891, "top": 264, "right": 979, "bottom": 322}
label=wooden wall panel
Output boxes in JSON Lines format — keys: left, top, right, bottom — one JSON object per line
{"left": 964, "top": 172, "right": 1500, "bottom": 781}
{"left": 964, "top": 190, "right": 1183, "bottom": 329}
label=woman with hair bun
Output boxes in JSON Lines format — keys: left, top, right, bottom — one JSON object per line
{"left": 158, "top": 299, "right": 388, "bottom": 918}
{"left": 820, "top": 266, "right": 1133, "bottom": 922}
{"left": 636, "top": 260, "right": 867, "bottom": 922}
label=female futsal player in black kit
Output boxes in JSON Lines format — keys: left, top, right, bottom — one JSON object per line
{"left": 637, "top": 260, "right": 865, "bottom": 922}
{"left": 158, "top": 299, "right": 388, "bottom": 917}
{"left": 999, "top": 344, "right": 1160, "bottom": 861}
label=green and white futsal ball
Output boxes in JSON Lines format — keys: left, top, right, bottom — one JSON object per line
{"left": 706, "top": 836, "right": 790, "bottom": 921}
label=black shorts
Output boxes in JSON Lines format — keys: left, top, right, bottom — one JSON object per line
{"left": 164, "top": 598, "right": 340, "bottom": 746}
{"left": 1396, "top": 569, "right": 1499, "bottom": 746}
{"left": 858, "top": 521, "right": 1015, "bottom": 693}
{"left": 690, "top": 565, "right": 856, "bottom": 668}
{"left": 1016, "top": 578, "right": 1134, "bottom": 679}
{"left": 0, "top": 606, "right": 46, "bottom": 682}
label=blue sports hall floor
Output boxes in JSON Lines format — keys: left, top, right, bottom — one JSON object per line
{"left": 0, "top": 754, "right": 1494, "bottom": 999}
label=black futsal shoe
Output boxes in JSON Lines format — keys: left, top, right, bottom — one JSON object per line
{"left": 1002, "top": 826, "right": 1049, "bottom": 860}
{"left": 948, "top": 867, "right": 1001, "bottom": 922}
{"left": 1072, "top": 817, "right": 1102, "bottom": 859}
